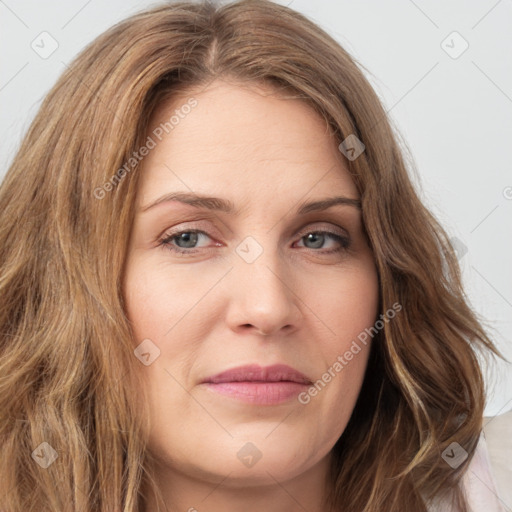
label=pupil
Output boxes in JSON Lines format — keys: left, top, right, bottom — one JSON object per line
{"left": 306, "top": 233, "right": 323, "bottom": 249}
{"left": 177, "top": 232, "right": 198, "bottom": 248}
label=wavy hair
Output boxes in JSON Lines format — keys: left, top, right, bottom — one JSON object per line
{"left": 0, "top": 1, "right": 504, "bottom": 510}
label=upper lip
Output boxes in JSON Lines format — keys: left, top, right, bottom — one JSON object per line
{"left": 202, "top": 364, "right": 312, "bottom": 385}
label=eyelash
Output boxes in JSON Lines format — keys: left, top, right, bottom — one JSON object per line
{"left": 158, "top": 227, "right": 351, "bottom": 256}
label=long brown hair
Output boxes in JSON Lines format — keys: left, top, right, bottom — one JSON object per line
{"left": 0, "top": 1, "right": 504, "bottom": 510}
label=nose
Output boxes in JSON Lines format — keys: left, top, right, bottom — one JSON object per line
{"left": 225, "top": 248, "right": 303, "bottom": 338}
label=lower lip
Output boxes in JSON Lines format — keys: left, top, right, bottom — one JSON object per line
{"left": 203, "top": 381, "right": 310, "bottom": 405}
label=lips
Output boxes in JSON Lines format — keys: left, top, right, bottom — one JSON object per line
{"left": 200, "top": 364, "right": 313, "bottom": 405}
{"left": 202, "top": 363, "right": 312, "bottom": 385}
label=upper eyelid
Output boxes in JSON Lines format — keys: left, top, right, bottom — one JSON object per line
{"left": 162, "top": 219, "right": 349, "bottom": 236}
{"left": 295, "top": 221, "right": 348, "bottom": 234}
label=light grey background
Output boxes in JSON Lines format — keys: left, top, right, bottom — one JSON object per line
{"left": 1, "top": 0, "right": 511, "bottom": 416}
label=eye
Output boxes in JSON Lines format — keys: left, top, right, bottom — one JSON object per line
{"left": 158, "top": 226, "right": 351, "bottom": 255}
{"left": 294, "top": 230, "right": 351, "bottom": 254}
{"left": 159, "top": 229, "right": 215, "bottom": 254}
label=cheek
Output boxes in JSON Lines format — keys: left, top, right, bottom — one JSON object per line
{"left": 123, "top": 258, "right": 187, "bottom": 342}
{"left": 124, "top": 250, "right": 380, "bottom": 359}
{"left": 306, "top": 260, "right": 380, "bottom": 343}
{"left": 335, "top": 273, "right": 379, "bottom": 339}
{"left": 298, "top": 261, "right": 379, "bottom": 419}
{"left": 124, "top": 272, "right": 162, "bottom": 342}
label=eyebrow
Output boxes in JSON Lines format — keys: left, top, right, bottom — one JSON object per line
{"left": 141, "top": 192, "right": 361, "bottom": 215}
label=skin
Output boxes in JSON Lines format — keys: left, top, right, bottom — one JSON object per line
{"left": 123, "top": 78, "right": 379, "bottom": 512}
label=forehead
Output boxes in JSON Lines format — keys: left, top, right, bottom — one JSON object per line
{"left": 138, "top": 79, "right": 358, "bottom": 208}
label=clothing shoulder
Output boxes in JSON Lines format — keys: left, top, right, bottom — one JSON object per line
{"left": 482, "top": 409, "right": 512, "bottom": 511}
{"left": 426, "top": 411, "right": 512, "bottom": 512}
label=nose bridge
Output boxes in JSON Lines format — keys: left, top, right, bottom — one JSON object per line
{"left": 226, "top": 232, "right": 301, "bottom": 335}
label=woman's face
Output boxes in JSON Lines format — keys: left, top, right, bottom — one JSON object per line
{"left": 123, "top": 79, "right": 379, "bottom": 492}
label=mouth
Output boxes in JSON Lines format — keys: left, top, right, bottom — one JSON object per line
{"left": 200, "top": 364, "right": 312, "bottom": 405}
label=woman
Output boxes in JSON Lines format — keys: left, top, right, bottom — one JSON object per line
{"left": 0, "top": 1, "right": 509, "bottom": 511}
